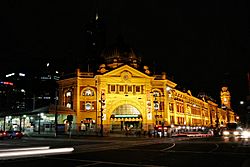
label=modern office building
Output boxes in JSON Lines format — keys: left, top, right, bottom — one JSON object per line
{"left": 0, "top": 63, "right": 61, "bottom": 132}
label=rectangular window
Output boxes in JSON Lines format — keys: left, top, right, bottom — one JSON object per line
{"left": 170, "top": 116, "right": 174, "bottom": 124}
{"left": 119, "top": 85, "right": 124, "bottom": 92}
{"left": 135, "top": 86, "right": 140, "bottom": 92}
{"left": 92, "top": 102, "right": 95, "bottom": 110}
{"left": 160, "top": 102, "right": 164, "bottom": 111}
{"left": 169, "top": 103, "right": 174, "bottom": 112}
{"left": 128, "top": 85, "right": 132, "bottom": 92}
{"left": 111, "top": 85, "right": 115, "bottom": 92}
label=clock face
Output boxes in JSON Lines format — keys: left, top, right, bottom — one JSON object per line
{"left": 121, "top": 71, "right": 131, "bottom": 81}
{"left": 123, "top": 74, "right": 129, "bottom": 80}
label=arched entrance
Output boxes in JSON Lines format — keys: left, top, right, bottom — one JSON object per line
{"left": 110, "top": 104, "right": 143, "bottom": 133}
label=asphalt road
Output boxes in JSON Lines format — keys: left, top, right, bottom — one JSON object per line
{"left": 0, "top": 136, "right": 250, "bottom": 167}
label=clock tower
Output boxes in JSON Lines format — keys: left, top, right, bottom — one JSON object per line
{"left": 220, "top": 86, "right": 231, "bottom": 109}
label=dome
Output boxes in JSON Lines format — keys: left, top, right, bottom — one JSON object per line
{"left": 100, "top": 36, "right": 142, "bottom": 69}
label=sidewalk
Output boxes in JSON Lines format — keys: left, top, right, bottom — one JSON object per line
{"left": 24, "top": 131, "right": 170, "bottom": 140}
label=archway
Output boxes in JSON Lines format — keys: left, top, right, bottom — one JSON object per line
{"left": 110, "top": 104, "right": 143, "bottom": 133}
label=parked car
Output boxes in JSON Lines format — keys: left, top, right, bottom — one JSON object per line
{"left": 0, "top": 130, "right": 7, "bottom": 139}
{"left": 5, "top": 130, "right": 24, "bottom": 139}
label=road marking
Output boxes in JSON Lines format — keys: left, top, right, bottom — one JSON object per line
{"left": 208, "top": 143, "right": 219, "bottom": 152}
{"left": 49, "top": 157, "right": 168, "bottom": 167}
{"left": 160, "top": 143, "right": 175, "bottom": 151}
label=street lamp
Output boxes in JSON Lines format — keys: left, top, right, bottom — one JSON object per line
{"left": 22, "top": 115, "right": 26, "bottom": 132}
{"left": 153, "top": 92, "right": 159, "bottom": 137}
{"left": 54, "top": 89, "right": 58, "bottom": 138}
{"left": 99, "top": 91, "right": 105, "bottom": 137}
{"left": 38, "top": 113, "right": 41, "bottom": 134}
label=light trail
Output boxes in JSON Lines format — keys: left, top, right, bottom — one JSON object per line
{"left": 0, "top": 147, "right": 74, "bottom": 160}
{"left": 0, "top": 146, "right": 50, "bottom": 152}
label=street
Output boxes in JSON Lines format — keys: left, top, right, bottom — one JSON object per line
{"left": 0, "top": 136, "right": 250, "bottom": 167}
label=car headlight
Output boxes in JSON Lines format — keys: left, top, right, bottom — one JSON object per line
{"left": 223, "top": 131, "right": 229, "bottom": 135}
{"left": 233, "top": 131, "right": 239, "bottom": 135}
{"left": 241, "top": 131, "right": 250, "bottom": 138}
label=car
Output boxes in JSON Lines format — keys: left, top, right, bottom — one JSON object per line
{"left": 0, "top": 130, "right": 7, "bottom": 139}
{"left": 221, "top": 122, "right": 243, "bottom": 137}
{"left": 222, "top": 129, "right": 242, "bottom": 137}
{"left": 5, "top": 130, "right": 24, "bottom": 139}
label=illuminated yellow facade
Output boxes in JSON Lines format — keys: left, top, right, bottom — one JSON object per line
{"left": 56, "top": 46, "right": 236, "bottom": 134}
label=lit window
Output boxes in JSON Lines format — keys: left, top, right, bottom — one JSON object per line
{"left": 154, "top": 103, "right": 159, "bottom": 110}
{"left": 153, "top": 91, "right": 160, "bottom": 97}
{"left": 66, "top": 91, "right": 71, "bottom": 97}
{"left": 85, "top": 103, "right": 91, "bottom": 110}
{"left": 85, "top": 89, "right": 92, "bottom": 96}
{"left": 66, "top": 103, "right": 71, "bottom": 108}
{"left": 83, "top": 89, "right": 94, "bottom": 96}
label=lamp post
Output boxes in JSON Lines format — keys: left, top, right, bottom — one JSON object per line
{"left": 23, "top": 115, "right": 26, "bottom": 132}
{"left": 54, "top": 89, "right": 58, "bottom": 138}
{"left": 153, "top": 92, "right": 159, "bottom": 137}
{"left": 38, "top": 113, "right": 41, "bottom": 134}
{"left": 99, "top": 91, "right": 105, "bottom": 137}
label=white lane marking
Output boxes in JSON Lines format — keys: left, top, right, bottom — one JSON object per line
{"left": 208, "top": 143, "right": 219, "bottom": 152}
{"left": 160, "top": 143, "right": 176, "bottom": 151}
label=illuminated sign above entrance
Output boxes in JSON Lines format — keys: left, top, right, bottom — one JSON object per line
{"left": 114, "top": 115, "right": 139, "bottom": 118}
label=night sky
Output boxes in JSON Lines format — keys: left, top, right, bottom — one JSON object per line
{"left": 0, "top": 1, "right": 249, "bottom": 110}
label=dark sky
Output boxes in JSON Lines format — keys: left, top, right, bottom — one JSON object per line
{"left": 0, "top": 1, "right": 249, "bottom": 109}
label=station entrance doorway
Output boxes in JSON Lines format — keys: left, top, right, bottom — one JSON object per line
{"left": 110, "top": 104, "right": 142, "bottom": 133}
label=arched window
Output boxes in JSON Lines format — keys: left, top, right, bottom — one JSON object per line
{"left": 66, "top": 102, "right": 72, "bottom": 108}
{"left": 64, "top": 89, "right": 73, "bottom": 109}
{"left": 82, "top": 88, "right": 94, "bottom": 96}
{"left": 112, "top": 104, "right": 141, "bottom": 116}
{"left": 152, "top": 91, "right": 161, "bottom": 110}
